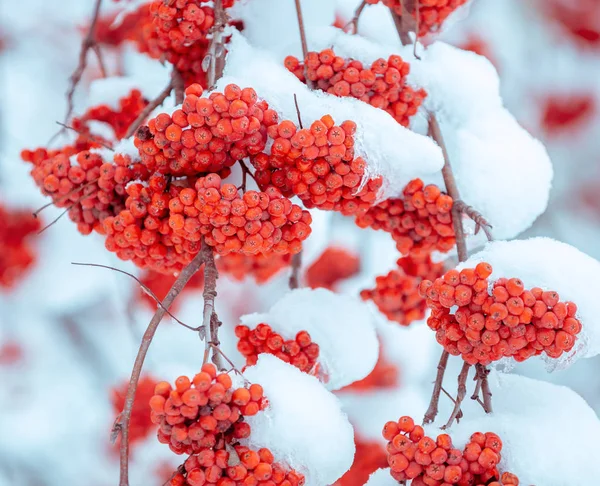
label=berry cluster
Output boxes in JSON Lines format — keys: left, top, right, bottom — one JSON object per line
{"left": 365, "top": 0, "right": 469, "bottom": 36}
{"left": 253, "top": 115, "right": 382, "bottom": 215}
{"left": 72, "top": 88, "right": 149, "bottom": 140}
{"left": 541, "top": 94, "right": 596, "bottom": 135}
{"left": 419, "top": 262, "right": 582, "bottom": 365}
{"left": 217, "top": 252, "right": 291, "bottom": 283}
{"left": 135, "top": 84, "right": 278, "bottom": 177}
{"left": 169, "top": 445, "right": 305, "bottom": 486}
{"left": 341, "top": 348, "right": 399, "bottom": 392}
{"left": 361, "top": 254, "right": 444, "bottom": 326}
{"left": 138, "top": 268, "right": 205, "bottom": 312}
{"left": 356, "top": 178, "right": 455, "bottom": 256}
{"left": 111, "top": 375, "right": 158, "bottom": 445}
{"left": 383, "top": 416, "right": 520, "bottom": 485}
{"left": 333, "top": 438, "right": 388, "bottom": 486}
{"left": 542, "top": 0, "right": 600, "bottom": 48}
{"left": 0, "top": 204, "right": 41, "bottom": 289}
{"left": 150, "top": 363, "right": 266, "bottom": 455}
{"left": 235, "top": 324, "right": 320, "bottom": 374}
{"left": 284, "top": 50, "right": 425, "bottom": 128}
{"left": 305, "top": 247, "right": 360, "bottom": 290}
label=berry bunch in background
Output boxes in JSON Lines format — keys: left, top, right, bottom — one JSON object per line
{"left": 0, "top": 204, "right": 41, "bottom": 289}
{"left": 305, "top": 246, "right": 360, "bottom": 290}
{"left": 285, "top": 50, "right": 426, "bottom": 128}
{"left": 216, "top": 252, "right": 291, "bottom": 283}
{"left": 420, "top": 262, "right": 582, "bottom": 365}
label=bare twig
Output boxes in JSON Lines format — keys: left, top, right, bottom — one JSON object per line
{"left": 92, "top": 44, "right": 107, "bottom": 78}
{"left": 471, "top": 368, "right": 482, "bottom": 400}
{"left": 173, "top": 68, "right": 185, "bottom": 105}
{"left": 37, "top": 208, "right": 70, "bottom": 234}
{"left": 55, "top": 121, "right": 114, "bottom": 150}
{"left": 289, "top": 252, "right": 302, "bottom": 289}
{"left": 115, "top": 251, "right": 205, "bottom": 486}
{"left": 345, "top": 0, "right": 367, "bottom": 34}
{"left": 238, "top": 159, "right": 258, "bottom": 192}
{"left": 206, "top": 0, "right": 228, "bottom": 88}
{"left": 478, "top": 364, "right": 493, "bottom": 413}
{"left": 71, "top": 262, "right": 199, "bottom": 331}
{"left": 453, "top": 200, "right": 493, "bottom": 241}
{"left": 210, "top": 344, "right": 250, "bottom": 383}
{"left": 33, "top": 177, "right": 99, "bottom": 218}
{"left": 294, "top": 0, "right": 315, "bottom": 89}
{"left": 293, "top": 93, "right": 304, "bottom": 128}
{"left": 209, "top": 313, "right": 224, "bottom": 370}
{"left": 413, "top": 0, "right": 421, "bottom": 59}
{"left": 200, "top": 239, "right": 219, "bottom": 366}
{"left": 391, "top": 11, "right": 412, "bottom": 46}
{"left": 442, "top": 362, "right": 471, "bottom": 429}
{"left": 64, "top": 0, "right": 104, "bottom": 126}
{"left": 423, "top": 349, "right": 449, "bottom": 424}
{"left": 124, "top": 77, "right": 175, "bottom": 138}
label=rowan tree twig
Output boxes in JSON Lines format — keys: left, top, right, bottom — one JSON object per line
{"left": 200, "top": 239, "right": 221, "bottom": 368}
{"left": 206, "top": 0, "right": 228, "bottom": 88}
{"left": 423, "top": 349, "right": 450, "bottom": 424}
{"left": 124, "top": 75, "right": 175, "bottom": 139}
{"left": 114, "top": 251, "right": 205, "bottom": 486}
{"left": 289, "top": 252, "right": 302, "bottom": 290}
{"left": 294, "top": 0, "right": 315, "bottom": 89}
{"left": 345, "top": 0, "right": 367, "bottom": 34}
{"left": 442, "top": 361, "right": 471, "bottom": 429}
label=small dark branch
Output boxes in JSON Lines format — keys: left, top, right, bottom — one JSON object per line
{"left": 430, "top": 115, "right": 468, "bottom": 262}
{"left": 200, "top": 239, "right": 219, "bottom": 365}
{"left": 173, "top": 68, "right": 185, "bottom": 105}
{"left": 294, "top": 0, "right": 315, "bottom": 89}
{"left": 33, "top": 177, "right": 99, "bottom": 218}
{"left": 124, "top": 76, "right": 175, "bottom": 138}
{"left": 471, "top": 367, "right": 482, "bottom": 400}
{"left": 441, "top": 386, "right": 463, "bottom": 420}
{"left": 238, "top": 159, "right": 257, "bottom": 192}
{"left": 115, "top": 251, "right": 205, "bottom": 486}
{"left": 210, "top": 344, "right": 250, "bottom": 383}
{"left": 289, "top": 252, "right": 302, "bottom": 289}
{"left": 423, "top": 349, "right": 449, "bottom": 424}
{"left": 413, "top": 0, "right": 421, "bottom": 59}
{"left": 206, "top": 0, "right": 228, "bottom": 88}
{"left": 209, "top": 313, "right": 224, "bottom": 370}
{"left": 391, "top": 11, "right": 412, "bottom": 46}
{"left": 38, "top": 207, "right": 70, "bottom": 234}
{"left": 344, "top": 0, "right": 367, "bottom": 34}
{"left": 92, "top": 43, "right": 107, "bottom": 78}
{"left": 71, "top": 262, "right": 199, "bottom": 331}
{"left": 479, "top": 364, "right": 493, "bottom": 413}
{"left": 64, "top": 0, "right": 104, "bottom": 125}
{"left": 55, "top": 121, "right": 114, "bottom": 150}
{"left": 453, "top": 200, "right": 493, "bottom": 241}
{"left": 293, "top": 94, "right": 304, "bottom": 128}
{"left": 442, "top": 361, "right": 471, "bottom": 430}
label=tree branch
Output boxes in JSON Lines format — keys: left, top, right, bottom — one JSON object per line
{"left": 294, "top": 0, "right": 315, "bottom": 89}
{"left": 345, "top": 0, "right": 367, "bottom": 34}
{"left": 289, "top": 252, "right": 302, "bottom": 289}
{"left": 206, "top": 0, "right": 227, "bottom": 88}
{"left": 124, "top": 76, "right": 175, "bottom": 139}
{"left": 391, "top": 11, "right": 412, "bottom": 46}
{"left": 478, "top": 364, "right": 493, "bottom": 413}
{"left": 115, "top": 251, "right": 205, "bottom": 486}
{"left": 442, "top": 361, "right": 471, "bottom": 429}
{"left": 200, "top": 239, "right": 220, "bottom": 368}
{"left": 423, "top": 349, "right": 449, "bottom": 424}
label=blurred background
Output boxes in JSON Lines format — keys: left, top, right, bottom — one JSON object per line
{"left": 1, "top": 0, "right": 599, "bottom": 484}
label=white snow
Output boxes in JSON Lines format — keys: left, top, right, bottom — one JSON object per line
{"left": 220, "top": 33, "right": 444, "bottom": 201}
{"left": 241, "top": 288, "right": 379, "bottom": 390}
{"left": 364, "top": 468, "right": 398, "bottom": 486}
{"left": 458, "top": 237, "right": 600, "bottom": 367}
{"left": 243, "top": 355, "right": 355, "bottom": 486}
{"left": 430, "top": 372, "right": 600, "bottom": 486}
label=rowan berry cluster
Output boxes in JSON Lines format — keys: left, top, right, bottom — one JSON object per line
{"left": 150, "top": 363, "right": 266, "bottom": 455}
{"left": 365, "top": 0, "right": 469, "bottom": 36}
{"left": 252, "top": 115, "right": 382, "bottom": 215}
{"left": 0, "top": 204, "right": 41, "bottom": 289}
{"left": 356, "top": 178, "right": 455, "bottom": 256}
{"left": 382, "top": 416, "right": 520, "bottom": 485}
{"left": 169, "top": 444, "right": 305, "bottom": 486}
{"left": 235, "top": 324, "right": 320, "bottom": 374}
{"left": 135, "top": 83, "right": 278, "bottom": 177}
{"left": 361, "top": 254, "right": 444, "bottom": 326}
{"left": 216, "top": 252, "right": 291, "bottom": 283}
{"left": 111, "top": 375, "right": 158, "bottom": 445}
{"left": 284, "top": 50, "right": 425, "bottom": 128}
{"left": 542, "top": 0, "right": 600, "bottom": 48}
{"left": 305, "top": 247, "right": 360, "bottom": 290}
{"left": 419, "top": 262, "right": 582, "bottom": 365}
{"left": 333, "top": 439, "right": 388, "bottom": 486}
{"left": 138, "top": 268, "right": 205, "bottom": 311}
{"left": 72, "top": 88, "right": 148, "bottom": 140}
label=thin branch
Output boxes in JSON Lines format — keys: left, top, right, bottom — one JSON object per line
{"left": 442, "top": 361, "right": 471, "bottom": 430}
{"left": 173, "top": 68, "right": 185, "bottom": 105}
{"left": 206, "top": 0, "right": 227, "bottom": 88}
{"left": 124, "top": 77, "right": 174, "bottom": 138}
{"left": 64, "top": 0, "right": 104, "bottom": 125}
{"left": 115, "top": 251, "right": 205, "bottom": 486}
{"left": 92, "top": 43, "right": 107, "bottom": 78}
{"left": 294, "top": 0, "right": 315, "bottom": 89}
{"left": 423, "top": 349, "right": 449, "bottom": 424}
{"left": 37, "top": 208, "right": 70, "bottom": 234}
{"left": 293, "top": 93, "right": 304, "bottom": 128}
{"left": 344, "top": 0, "right": 367, "bottom": 34}
{"left": 33, "top": 177, "right": 99, "bottom": 218}
{"left": 478, "top": 364, "right": 493, "bottom": 413}
{"left": 55, "top": 121, "right": 114, "bottom": 151}
{"left": 391, "top": 11, "right": 412, "bottom": 46}
{"left": 71, "top": 262, "right": 199, "bottom": 331}
{"left": 210, "top": 343, "right": 250, "bottom": 383}
{"left": 413, "top": 0, "right": 421, "bottom": 59}
{"left": 289, "top": 252, "right": 302, "bottom": 289}
{"left": 200, "top": 239, "right": 219, "bottom": 366}
{"left": 453, "top": 200, "right": 493, "bottom": 241}
{"left": 238, "top": 159, "right": 258, "bottom": 192}
{"left": 471, "top": 368, "right": 482, "bottom": 400}
{"left": 209, "top": 313, "right": 224, "bottom": 370}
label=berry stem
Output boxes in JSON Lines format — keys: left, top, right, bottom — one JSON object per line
{"left": 478, "top": 364, "right": 493, "bottom": 413}
{"left": 201, "top": 238, "right": 223, "bottom": 370}
{"left": 390, "top": 10, "right": 412, "bottom": 46}
{"left": 442, "top": 361, "right": 471, "bottom": 429}
{"left": 115, "top": 250, "right": 205, "bottom": 486}
{"left": 173, "top": 68, "right": 185, "bottom": 105}
{"left": 289, "top": 251, "right": 302, "bottom": 289}
{"left": 423, "top": 349, "right": 449, "bottom": 424}
{"left": 124, "top": 76, "right": 175, "bottom": 138}
{"left": 345, "top": 0, "right": 367, "bottom": 34}
{"left": 207, "top": 0, "right": 227, "bottom": 88}
{"left": 55, "top": 121, "right": 114, "bottom": 150}
{"left": 294, "top": 0, "right": 315, "bottom": 89}
{"left": 64, "top": 0, "right": 104, "bottom": 127}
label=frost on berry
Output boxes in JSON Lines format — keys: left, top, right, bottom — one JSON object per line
{"left": 420, "top": 262, "right": 582, "bottom": 365}
{"left": 284, "top": 49, "right": 426, "bottom": 128}
{"left": 235, "top": 323, "right": 321, "bottom": 375}
{"left": 305, "top": 246, "right": 360, "bottom": 290}
{"left": 150, "top": 363, "right": 266, "bottom": 455}
{"left": 356, "top": 179, "right": 455, "bottom": 256}
{"left": 382, "top": 416, "right": 519, "bottom": 485}
{"left": 111, "top": 375, "right": 158, "bottom": 446}
{"left": 252, "top": 114, "right": 383, "bottom": 216}
{"left": 0, "top": 204, "right": 41, "bottom": 289}
{"left": 361, "top": 254, "right": 444, "bottom": 326}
